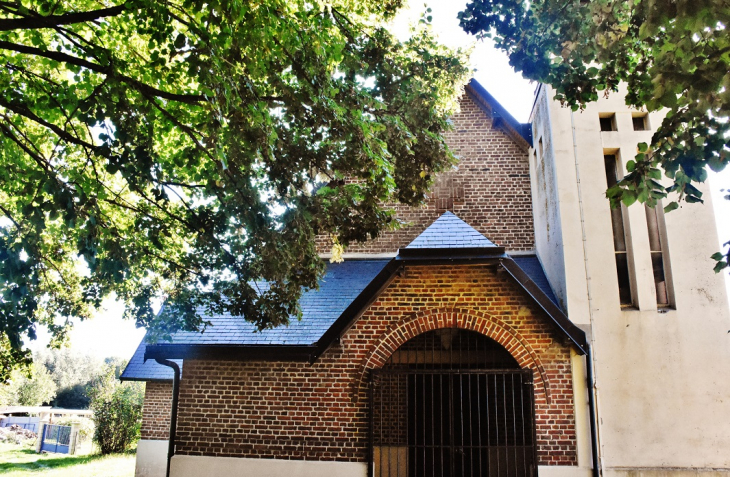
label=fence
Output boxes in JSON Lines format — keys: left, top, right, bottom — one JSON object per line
{"left": 0, "top": 416, "right": 39, "bottom": 433}
{"left": 38, "top": 423, "right": 79, "bottom": 455}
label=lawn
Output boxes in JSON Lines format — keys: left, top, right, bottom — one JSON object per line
{"left": 0, "top": 443, "right": 135, "bottom": 476}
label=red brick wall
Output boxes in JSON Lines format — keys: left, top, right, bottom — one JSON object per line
{"left": 174, "top": 265, "right": 577, "bottom": 465}
{"left": 141, "top": 381, "right": 172, "bottom": 440}
{"left": 315, "top": 94, "right": 534, "bottom": 254}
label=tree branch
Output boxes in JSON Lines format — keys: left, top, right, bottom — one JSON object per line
{"left": 0, "top": 5, "right": 127, "bottom": 32}
{"left": 0, "top": 40, "right": 207, "bottom": 104}
{"left": 0, "top": 97, "right": 100, "bottom": 151}
{"left": 0, "top": 116, "right": 54, "bottom": 174}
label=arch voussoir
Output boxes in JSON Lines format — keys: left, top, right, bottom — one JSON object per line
{"left": 359, "top": 307, "right": 551, "bottom": 403}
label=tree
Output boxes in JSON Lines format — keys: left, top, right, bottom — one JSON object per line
{"left": 88, "top": 364, "right": 143, "bottom": 454}
{"left": 37, "top": 348, "right": 104, "bottom": 408}
{"left": 0, "top": 363, "right": 57, "bottom": 406}
{"left": 0, "top": 0, "right": 470, "bottom": 379}
{"left": 460, "top": 0, "right": 730, "bottom": 270}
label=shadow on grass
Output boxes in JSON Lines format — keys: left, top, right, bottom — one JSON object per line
{"left": 0, "top": 448, "right": 135, "bottom": 472}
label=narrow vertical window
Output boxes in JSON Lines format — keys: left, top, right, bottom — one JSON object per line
{"left": 604, "top": 154, "right": 633, "bottom": 306}
{"left": 645, "top": 204, "right": 672, "bottom": 306}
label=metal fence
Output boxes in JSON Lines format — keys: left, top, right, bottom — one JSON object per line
{"left": 1, "top": 417, "right": 39, "bottom": 433}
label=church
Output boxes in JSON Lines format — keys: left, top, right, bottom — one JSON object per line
{"left": 122, "top": 79, "right": 730, "bottom": 477}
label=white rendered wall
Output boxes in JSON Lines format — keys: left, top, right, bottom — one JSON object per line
{"left": 531, "top": 84, "right": 730, "bottom": 473}
{"left": 135, "top": 440, "right": 168, "bottom": 477}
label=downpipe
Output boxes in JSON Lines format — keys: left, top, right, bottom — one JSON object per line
{"left": 154, "top": 359, "right": 180, "bottom": 477}
{"left": 570, "top": 108, "right": 602, "bottom": 476}
{"left": 586, "top": 344, "right": 600, "bottom": 477}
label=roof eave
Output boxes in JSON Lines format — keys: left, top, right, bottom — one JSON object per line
{"left": 465, "top": 79, "right": 533, "bottom": 149}
{"left": 144, "top": 343, "right": 316, "bottom": 362}
{"left": 398, "top": 246, "right": 506, "bottom": 259}
{"left": 119, "top": 375, "right": 173, "bottom": 383}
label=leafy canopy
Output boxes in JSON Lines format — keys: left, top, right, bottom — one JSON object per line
{"left": 0, "top": 0, "right": 470, "bottom": 379}
{"left": 460, "top": 0, "right": 730, "bottom": 271}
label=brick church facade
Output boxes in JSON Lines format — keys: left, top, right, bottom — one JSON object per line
{"left": 122, "top": 80, "right": 730, "bottom": 477}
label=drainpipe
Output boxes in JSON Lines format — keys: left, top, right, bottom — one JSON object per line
{"left": 586, "top": 344, "right": 600, "bottom": 477}
{"left": 570, "top": 108, "right": 603, "bottom": 476}
{"left": 155, "top": 359, "right": 180, "bottom": 477}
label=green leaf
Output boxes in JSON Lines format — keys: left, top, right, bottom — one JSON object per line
{"left": 664, "top": 201, "right": 679, "bottom": 213}
{"left": 622, "top": 192, "right": 637, "bottom": 206}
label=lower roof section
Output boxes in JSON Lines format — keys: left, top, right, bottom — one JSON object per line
{"left": 124, "top": 212, "right": 584, "bottom": 381}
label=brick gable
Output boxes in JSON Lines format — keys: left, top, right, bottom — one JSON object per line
{"left": 316, "top": 94, "right": 534, "bottom": 254}
{"left": 173, "top": 264, "right": 577, "bottom": 466}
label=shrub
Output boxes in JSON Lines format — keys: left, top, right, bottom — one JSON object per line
{"left": 89, "top": 366, "right": 143, "bottom": 454}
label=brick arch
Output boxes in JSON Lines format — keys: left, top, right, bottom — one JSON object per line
{"left": 357, "top": 307, "right": 550, "bottom": 402}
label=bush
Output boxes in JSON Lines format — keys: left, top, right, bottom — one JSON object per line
{"left": 89, "top": 366, "right": 143, "bottom": 455}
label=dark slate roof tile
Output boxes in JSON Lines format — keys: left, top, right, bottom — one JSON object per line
{"left": 510, "top": 255, "right": 559, "bottom": 306}
{"left": 142, "top": 259, "right": 390, "bottom": 349}
{"left": 405, "top": 211, "right": 497, "bottom": 249}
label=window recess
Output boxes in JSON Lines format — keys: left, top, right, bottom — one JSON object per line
{"left": 599, "top": 113, "right": 617, "bottom": 132}
{"left": 604, "top": 154, "right": 634, "bottom": 306}
{"left": 632, "top": 113, "right": 650, "bottom": 131}
{"left": 645, "top": 204, "right": 673, "bottom": 307}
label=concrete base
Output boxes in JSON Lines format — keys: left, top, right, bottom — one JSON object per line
{"left": 170, "top": 455, "right": 367, "bottom": 477}
{"left": 135, "top": 439, "right": 168, "bottom": 477}
{"left": 538, "top": 466, "right": 592, "bottom": 476}
{"left": 603, "top": 469, "right": 730, "bottom": 477}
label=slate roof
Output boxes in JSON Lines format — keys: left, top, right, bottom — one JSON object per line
{"left": 121, "top": 259, "right": 390, "bottom": 380}
{"left": 167, "top": 260, "right": 389, "bottom": 346}
{"left": 405, "top": 211, "right": 498, "bottom": 249}
{"left": 127, "top": 213, "right": 586, "bottom": 378}
{"left": 511, "top": 255, "right": 559, "bottom": 306}
{"left": 120, "top": 342, "right": 181, "bottom": 382}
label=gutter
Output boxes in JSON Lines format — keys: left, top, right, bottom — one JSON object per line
{"left": 145, "top": 343, "right": 315, "bottom": 361}
{"left": 152, "top": 359, "right": 180, "bottom": 477}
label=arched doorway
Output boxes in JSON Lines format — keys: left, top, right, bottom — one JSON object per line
{"left": 370, "top": 329, "right": 536, "bottom": 477}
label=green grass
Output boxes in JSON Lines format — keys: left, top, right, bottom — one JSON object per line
{"left": 0, "top": 443, "right": 135, "bottom": 476}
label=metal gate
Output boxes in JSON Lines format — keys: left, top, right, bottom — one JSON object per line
{"left": 371, "top": 366, "right": 537, "bottom": 476}
{"left": 40, "top": 424, "right": 72, "bottom": 454}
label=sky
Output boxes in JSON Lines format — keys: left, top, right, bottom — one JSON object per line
{"left": 27, "top": 0, "right": 730, "bottom": 361}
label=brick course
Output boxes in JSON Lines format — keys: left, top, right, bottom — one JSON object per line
{"left": 315, "top": 94, "right": 534, "bottom": 254}
{"left": 141, "top": 381, "right": 173, "bottom": 440}
{"left": 174, "top": 264, "right": 577, "bottom": 465}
